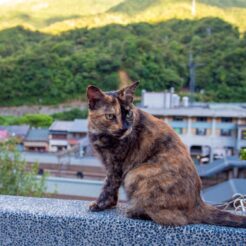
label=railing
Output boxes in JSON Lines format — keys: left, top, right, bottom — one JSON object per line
{"left": 216, "top": 123, "right": 236, "bottom": 130}
{"left": 191, "top": 122, "right": 212, "bottom": 129}
{"left": 170, "top": 121, "right": 188, "bottom": 128}
{"left": 0, "top": 195, "right": 246, "bottom": 245}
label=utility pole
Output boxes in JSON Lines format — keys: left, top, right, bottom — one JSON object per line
{"left": 191, "top": 0, "right": 196, "bottom": 16}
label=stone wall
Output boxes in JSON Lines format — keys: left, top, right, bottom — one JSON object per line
{"left": 0, "top": 195, "right": 246, "bottom": 245}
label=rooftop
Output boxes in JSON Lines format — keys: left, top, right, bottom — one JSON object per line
{"left": 0, "top": 125, "right": 30, "bottom": 137}
{"left": 49, "top": 119, "right": 88, "bottom": 133}
{"left": 49, "top": 121, "right": 73, "bottom": 132}
{"left": 141, "top": 90, "right": 246, "bottom": 117}
{"left": 25, "top": 128, "right": 49, "bottom": 142}
{"left": 141, "top": 106, "right": 246, "bottom": 117}
{"left": 70, "top": 119, "right": 88, "bottom": 133}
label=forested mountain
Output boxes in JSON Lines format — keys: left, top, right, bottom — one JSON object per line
{"left": 0, "top": 18, "right": 245, "bottom": 105}
{"left": 0, "top": 1, "right": 245, "bottom": 105}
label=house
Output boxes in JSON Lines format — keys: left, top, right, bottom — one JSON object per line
{"left": 49, "top": 119, "right": 88, "bottom": 152}
{"left": 0, "top": 125, "right": 30, "bottom": 143}
{"left": 6, "top": 125, "right": 30, "bottom": 142}
{"left": 24, "top": 128, "right": 49, "bottom": 152}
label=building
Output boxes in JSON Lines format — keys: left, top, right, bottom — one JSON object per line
{"left": 5, "top": 125, "right": 30, "bottom": 142}
{"left": 49, "top": 119, "right": 88, "bottom": 152}
{"left": 141, "top": 90, "right": 246, "bottom": 163}
{"left": 24, "top": 128, "right": 49, "bottom": 152}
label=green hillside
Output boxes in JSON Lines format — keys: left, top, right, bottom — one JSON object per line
{"left": 0, "top": 0, "right": 245, "bottom": 106}
{"left": 0, "top": 18, "right": 245, "bottom": 106}
{"left": 200, "top": 0, "right": 246, "bottom": 8}
{"left": 0, "top": 0, "right": 246, "bottom": 33}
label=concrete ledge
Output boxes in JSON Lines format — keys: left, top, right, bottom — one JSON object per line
{"left": 0, "top": 196, "right": 246, "bottom": 246}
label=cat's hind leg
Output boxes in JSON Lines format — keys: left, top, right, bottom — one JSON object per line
{"left": 124, "top": 163, "right": 191, "bottom": 226}
{"left": 145, "top": 208, "right": 188, "bottom": 226}
{"left": 124, "top": 163, "right": 162, "bottom": 220}
{"left": 126, "top": 199, "right": 150, "bottom": 220}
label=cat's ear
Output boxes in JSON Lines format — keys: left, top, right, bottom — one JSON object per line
{"left": 87, "top": 85, "right": 105, "bottom": 110}
{"left": 117, "top": 81, "right": 139, "bottom": 104}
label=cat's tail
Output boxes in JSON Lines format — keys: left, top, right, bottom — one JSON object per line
{"left": 193, "top": 202, "right": 246, "bottom": 228}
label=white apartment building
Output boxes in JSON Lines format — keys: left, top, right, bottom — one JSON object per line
{"left": 141, "top": 90, "right": 246, "bottom": 163}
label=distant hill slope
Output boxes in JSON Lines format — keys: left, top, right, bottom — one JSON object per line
{"left": 200, "top": 0, "right": 246, "bottom": 8}
{"left": 0, "top": 18, "right": 245, "bottom": 106}
{"left": 0, "top": 0, "right": 246, "bottom": 33}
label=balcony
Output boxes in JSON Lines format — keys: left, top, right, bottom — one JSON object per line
{"left": 0, "top": 195, "right": 246, "bottom": 245}
{"left": 216, "top": 123, "right": 236, "bottom": 130}
{"left": 170, "top": 121, "right": 188, "bottom": 128}
{"left": 192, "top": 122, "right": 212, "bottom": 129}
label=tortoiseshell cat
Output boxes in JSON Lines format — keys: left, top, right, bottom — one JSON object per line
{"left": 87, "top": 82, "right": 246, "bottom": 228}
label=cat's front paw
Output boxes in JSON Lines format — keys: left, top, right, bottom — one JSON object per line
{"left": 89, "top": 201, "right": 103, "bottom": 212}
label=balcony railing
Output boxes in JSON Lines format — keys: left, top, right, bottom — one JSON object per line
{"left": 192, "top": 122, "right": 212, "bottom": 129}
{"left": 216, "top": 123, "right": 236, "bottom": 130}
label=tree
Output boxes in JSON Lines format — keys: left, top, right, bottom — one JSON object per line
{"left": 0, "top": 139, "right": 47, "bottom": 197}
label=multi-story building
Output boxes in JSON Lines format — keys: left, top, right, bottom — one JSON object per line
{"left": 49, "top": 119, "right": 87, "bottom": 152}
{"left": 141, "top": 90, "right": 246, "bottom": 163}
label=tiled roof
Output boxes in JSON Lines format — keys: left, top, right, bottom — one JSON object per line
{"left": 6, "top": 125, "right": 30, "bottom": 136}
{"left": 49, "top": 119, "right": 88, "bottom": 133}
{"left": 69, "top": 119, "right": 88, "bottom": 133}
{"left": 25, "top": 128, "right": 49, "bottom": 142}
{"left": 142, "top": 107, "right": 246, "bottom": 117}
{"left": 0, "top": 125, "right": 30, "bottom": 137}
{"left": 49, "top": 121, "right": 73, "bottom": 132}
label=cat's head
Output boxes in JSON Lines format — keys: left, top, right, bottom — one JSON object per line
{"left": 87, "top": 82, "right": 139, "bottom": 139}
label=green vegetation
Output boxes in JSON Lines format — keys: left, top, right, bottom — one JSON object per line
{"left": 0, "top": 114, "right": 53, "bottom": 127}
{"left": 240, "top": 149, "right": 246, "bottom": 160}
{"left": 200, "top": 0, "right": 246, "bottom": 8}
{"left": 0, "top": 1, "right": 245, "bottom": 105}
{"left": 0, "top": 109, "right": 88, "bottom": 127}
{"left": 0, "top": 139, "right": 46, "bottom": 197}
{"left": 52, "top": 108, "right": 88, "bottom": 121}
{"left": 0, "top": 17, "right": 245, "bottom": 105}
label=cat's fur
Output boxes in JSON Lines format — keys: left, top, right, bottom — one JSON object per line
{"left": 87, "top": 82, "right": 246, "bottom": 228}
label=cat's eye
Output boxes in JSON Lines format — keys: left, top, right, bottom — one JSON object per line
{"left": 105, "top": 114, "right": 115, "bottom": 120}
{"left": 126, "top": 111, "right": 133, "bottom": 119}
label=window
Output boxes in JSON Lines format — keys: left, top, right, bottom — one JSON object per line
{"left": 196, "top": 117, "right": 207, "bottom": 122}
{"left": 174, "top": 128, "right": 183, "bottom": 134}
{"left": 173, "top": 116, "right": 184, "bottom": 121}
{"left": 242, "top": 130, "right": 246, "bottom": 140}
{"left": 52, "top": 134, "right": 67, "bottom": 139}
{"left": 196, "top": 128, "right": 207, "bottom": 136}
{"left": 220, "top": 129, "right": 232, "bottom": 137}
{"left": 221, "top": 117, "right": 233, "bottom": 123}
